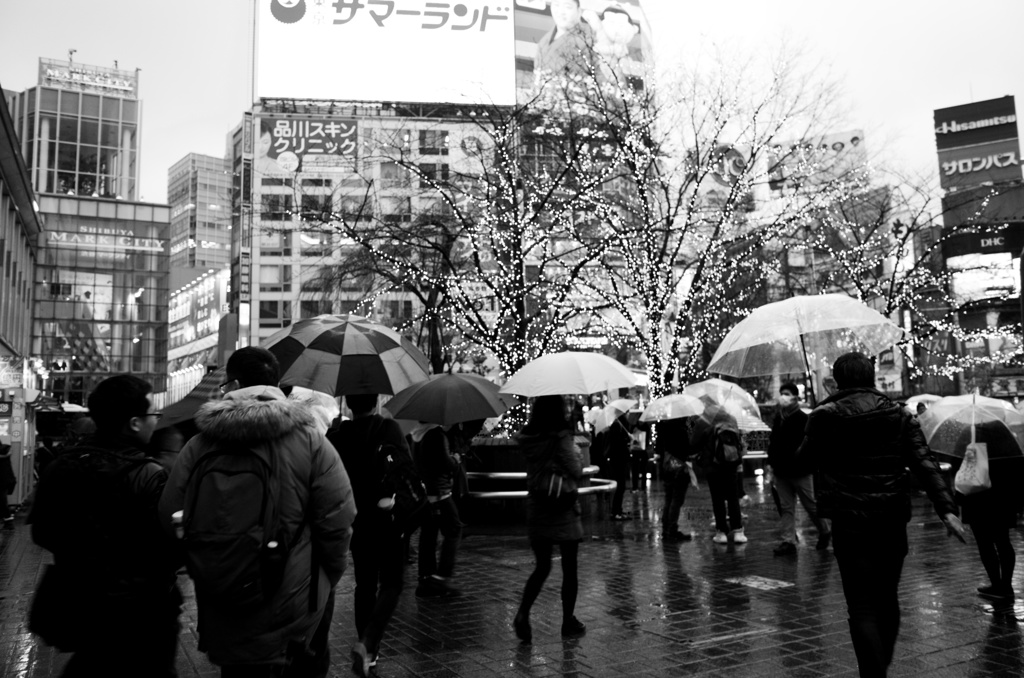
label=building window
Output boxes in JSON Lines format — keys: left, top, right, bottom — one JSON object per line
{"left": 301, "top": 194, "right": 333, "bottom": 221}
{"left": 259, "top": 265, "right": 292, "bottom": 292}
{"left": 300, "top": 299, "right": 333, "bottom": 318}
{"left": 261, "top": 194, "right": 292, "bottom": 221}
{"left": 259, "top": 300, "right": 292, "bottom": 328}
{"left": 419, "top": 129, "right": 449, "bottom": 155}
{"left": 381, "top": 197, "right": 411, "bottom": 223}
{"left": 380, "top": 162, "right": 410, "bottom": 189}
{"left": 418, "top": 163, "right": 449, "bottom": 188}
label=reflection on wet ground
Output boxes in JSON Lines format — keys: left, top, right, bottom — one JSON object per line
{"left": 2, "top": 477, "right": 1023, "bottom": 676}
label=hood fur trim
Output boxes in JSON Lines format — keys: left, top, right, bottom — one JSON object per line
{"left": 195, "top": 385, "right": 316, "bottom": 443}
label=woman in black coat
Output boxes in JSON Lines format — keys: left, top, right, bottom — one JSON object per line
{"left": 513, "top": 395, "right": 586, "bottom": 643}
{"left": 954, "top": 421, "right": 1024, "bottom": 598}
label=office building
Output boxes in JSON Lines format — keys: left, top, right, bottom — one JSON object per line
{"left": 168, "top": 153, "right": 232, "bottom": 269}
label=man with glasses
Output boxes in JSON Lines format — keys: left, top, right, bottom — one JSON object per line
{"left": 30, "top": 375, "right": 182, "bottom": 677}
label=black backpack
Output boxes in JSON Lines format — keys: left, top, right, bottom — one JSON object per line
{"left": 713, "top": 426, "right": 744, "bottom": 467}
{"left": 365, "top": 420, "right": 429, "bottom": 536}
{"left": 181, "top": 443, "right": 296, "bottom": 611}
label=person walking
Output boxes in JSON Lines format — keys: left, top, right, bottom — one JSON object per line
{"left": 414, "top": 425, "right": 463, "bottom": 598}
{"left": 692, "top": 405, "right": 747, "bottom": 544}
{"left": 607, "top": 413, "right": 632, "bottom": 520}
{"left": 160, "top": 347, "right": 355, "bottom": 678}
{"left": 30, "top": 375, "right": 182, "bottom": 677}
{"left": 513, "top": 395, "right": 586, "bottom": 643}
{"left": 656, "top": 417, "right": 695, "bottom": 542}
{"left": 954, "top": 420, "right": 1024, "bottom": 600}
{"left": 768, "top": 382, "right": 830, "bottom": 555}
{"left": 797, "top": 352, "right": 965, "bottom": 678}
{"left": 327, "top": 393, "right": 412, "bottom": 678}
{"left": 0, "top": 442, "right": 15, "bottom": 529}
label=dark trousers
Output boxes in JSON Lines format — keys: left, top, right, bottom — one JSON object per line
{"left": 662, "top": 470, "right": 690, "bottom": 534}
{"left": 707, "top": 469, "right": 742, "bottom": 533}
{"left": 351, "top": 529, "right": 405, "bottom": 658}
{"left": 833, "top": 524, "right": 907, "bottom": 678}
{"left": 64, "top": 591, "right": 181, "bottom": 678}
{"left": 418, "top": 496, "right": 462, "bottom": 579}
{"left": 973, "top": 523, "right": 1016, "bottom": 588}
{"left": 610, "top": 457, "right": 629, "bottom": 515}
{"left": 630, "top": 451, "right": 648, "bottom": 490}
{"left": 518, "top": 539, "right": 579, "bottom": 622}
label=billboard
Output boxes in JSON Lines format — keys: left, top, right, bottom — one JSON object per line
{"left": 257, "top": 0, "right": 517, "bottom": 104}
{"left": 767, "top": 130, "right": 867, "bottom": 193}
{"left": 255, "top": 117, "right": 358, "bottom": 175}
{"left": 256, "top": 0, "right": 649, "bottom": 106}
{"left": 934, "top": 96, "right": 1021, "bottom": 191}
{"left": 38, "top": 58, "right": 138, "bottom": 99}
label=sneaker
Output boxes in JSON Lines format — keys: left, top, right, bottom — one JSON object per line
{"left": 351, "top": 642, "right": 371, "bottom": 678}
{"left": 561, "top": 616, "right": 587, "bottom": 637}
{"left": 416, "top": 577, "right": 460, "bottom": 598}
{"left": 731, "top": 528, "right": 748, "bottom": 544}
{"left": 773, "top": 541, "right": 797, "bottom": 556}
{"left": 816, "top": 531, "right": 832, "bottom": 550}
{"left": 978, "top": 584, "right": 1013, "bottom": 598}
{"left": 713, "top": 531, "right": 729, "bottom": 544}
{"left": 610, "top": 513, "right": 629, "bottom": 521}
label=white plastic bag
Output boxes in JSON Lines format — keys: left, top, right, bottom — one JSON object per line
{"left": 954, "top": 442, "right": 991, "bottom": 495}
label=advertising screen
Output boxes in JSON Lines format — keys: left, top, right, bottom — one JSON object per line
{"left": 257, "top": 0, "right": 517, "bottom": 104}
{"left": 255, "top": 117, "right": 358, "bottom": 175}
{"left": 934, "top": 96, "right": 1021, "bottom": 191}
{"left": 256, "top": 0, "right": 649, "bottom": 106}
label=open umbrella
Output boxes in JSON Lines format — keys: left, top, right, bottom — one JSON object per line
{"left": 263, "top": 314, "right": 430, "bottom": 396}
{"left": 157, "top": 366, "right": 226, "bottom": 430}
{"left": 639, "top": 393, "right": 704, "bottom": 423}
{"left": 383, "top": 373, "right": 517, "bottom": 426}
{"left": 906, "top": 393, "right": 942, "bottom": 410}
{"left": 919, "top": 393, "right": 1024, "bottom": 460}
{"left": 499, "top": 351, "right": 638, "bottom": 397}
{"left": 684, "top": 378, "right": 767, "bottom": 433}
{"left": 706, "top": 294, "right": 905, "bottom": 392}
{"left": 592, "top": 399, "right": 638, "bottom": 434}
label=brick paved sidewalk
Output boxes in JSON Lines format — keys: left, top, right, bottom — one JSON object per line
{"left": 3, "top": 478, "right": 1023, "bottom": 677}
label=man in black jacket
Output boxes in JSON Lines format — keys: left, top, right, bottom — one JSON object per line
{"left": 768, "top": 382, "right": 830, "bottom": 555}
{"left": 797, "top": 352, "right": 965, "bottom": 678}
{"left": 30, "top": 375, "right": 181, "bottom": 677}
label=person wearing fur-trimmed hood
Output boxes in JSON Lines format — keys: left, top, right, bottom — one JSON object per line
{"left": 159, "top": 347, "right": 355, "bottom": 676}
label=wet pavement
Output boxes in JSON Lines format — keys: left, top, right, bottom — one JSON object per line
{"left": 3, "top": 476, "right": 1024, "bottom": 677}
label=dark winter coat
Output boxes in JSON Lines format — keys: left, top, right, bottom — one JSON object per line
{"left": 0, "top": 444, "right": 15, "bottom": 494}
{"left": 328, "top": 414, "right": 408, "bottom": 533}
{"left": 414, "top": 426, "right": 457, "bottom": 498}
{"left": 30, "top": 434, "right": 181, "bottom": 645}
{"left": 159, "top": 386, "right": 355, "bottom": 666}
{"left": 796, "top": 387, "right": 957, "bottom": 527}
{"left": 953, "top": 423, "right": 1024, "bottom": 529}
{"left": 516, "top": 428, "right": 583, "bottom": 542}
{"left": 767, "top": 406, "right": 811, "bottom": 477}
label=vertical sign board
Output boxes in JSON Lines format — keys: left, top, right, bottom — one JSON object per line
{"left": 934, "top": 96, "right": 1022, "bottom": 191}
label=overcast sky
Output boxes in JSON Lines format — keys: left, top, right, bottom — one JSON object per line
{"left": 2, "top": 0, "right": 1022, "bottom": 204}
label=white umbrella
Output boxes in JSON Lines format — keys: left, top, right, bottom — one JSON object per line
{"left": 919, "top": 393, "right": 1023, "bottom": 460}
{"left": 684, "top": 378, "right": 767, "bottom": 432}
{"left": 639, "top": 393, "right": 704, "bottom": 423}
{"left": 499, "top": 351, "right": 638, "bottom": 397}
{"left": 707, "top": 294, "right": 904, "bottom": 380}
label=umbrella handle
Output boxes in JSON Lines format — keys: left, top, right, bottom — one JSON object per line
{"left": 972, "top": 390, "right": 976, "bottom": 445}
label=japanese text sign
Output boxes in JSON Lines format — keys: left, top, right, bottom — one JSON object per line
{"left": 256, "top": 117, "right": 358, "bottom": 174}
{"left": 258, "top": 0, "right": 516, "bottom": 104}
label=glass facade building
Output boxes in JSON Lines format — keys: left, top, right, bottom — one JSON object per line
{"left": 168, "top": 154, "right": 232, "bottom": 269}
{"left": 34, "top": 195, "right": 169, "bottom": 405}
{"left": 7, "top": 58, "right": 140, "bottom": 200}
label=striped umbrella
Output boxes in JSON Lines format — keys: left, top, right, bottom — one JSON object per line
{"left": 263, "top": 314, "right": 430, "bottom": 396}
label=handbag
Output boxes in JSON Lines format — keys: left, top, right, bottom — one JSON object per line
{"left": 28, "top": 564, "right": 85, "bottom": 651}
{"left": 530, "top": 438, "right": 579, "bottom": 508}
{"left": 955, "top": 442, "right": 991, "bottom": 496}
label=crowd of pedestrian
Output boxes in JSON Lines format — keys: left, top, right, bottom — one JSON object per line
{"left": 14, "top": 349, "right": 1016, "bottom": 678}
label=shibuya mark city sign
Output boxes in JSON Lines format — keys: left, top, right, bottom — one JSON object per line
{"left": 257, "top": 0, "right": 651, "bottom": 106}
{"left": 934, "top": 96, "right": 1022, "bottom": 190}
